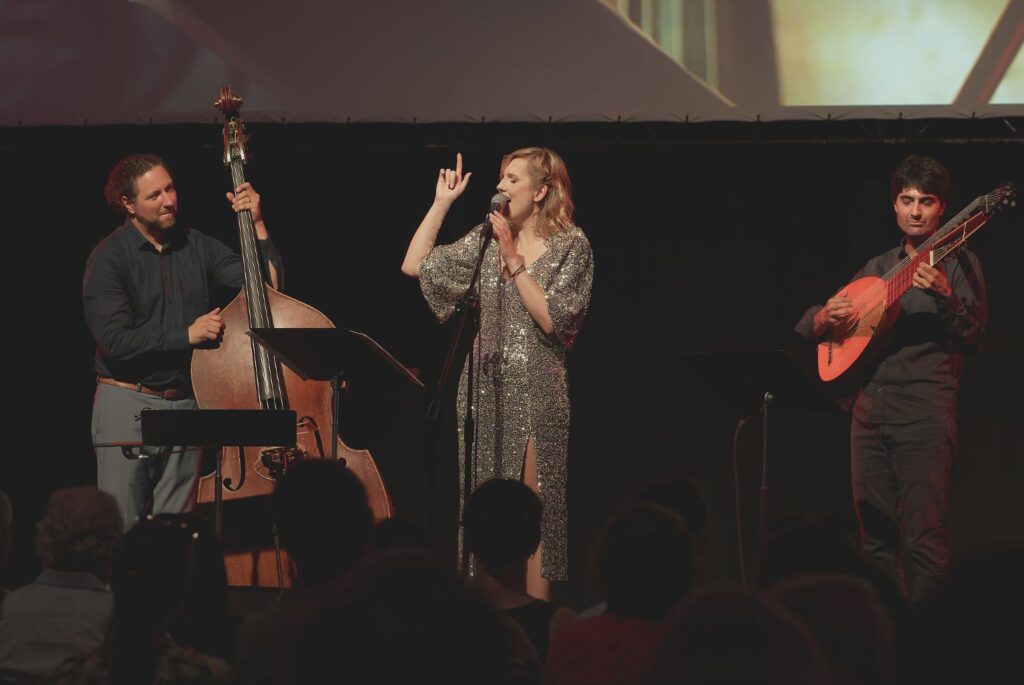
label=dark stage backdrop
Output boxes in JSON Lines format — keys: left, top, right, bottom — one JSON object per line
{"left": 1, "top": 120, "right": 1021, "bottom": 608}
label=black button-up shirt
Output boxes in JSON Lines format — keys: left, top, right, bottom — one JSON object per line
{"left": 797, "top": 243, "right": 988, "bottom": 424}
{"left": 83, "top": 219, "right": 283, "bottom": 392}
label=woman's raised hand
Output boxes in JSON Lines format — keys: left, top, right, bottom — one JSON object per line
{"left": 435, "top": 152, "right": 472, "bottom": 205}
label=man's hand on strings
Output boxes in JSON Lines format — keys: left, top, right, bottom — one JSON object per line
{"left": 227, "top": 182, "right": 262, "bottom": 223}
{"left": 913, "top": 263, "right": 952, "bottom": 299}
{"left": 814, "top": 291, "right": 859, "bottom": 336}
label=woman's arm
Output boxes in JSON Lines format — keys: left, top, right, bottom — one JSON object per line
{"left": 402, "top": 153, "right": 472, "bottom": 277}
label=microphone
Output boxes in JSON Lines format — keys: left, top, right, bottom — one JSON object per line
{"left": 483, "top": 193, "right": 509, "bottom": 238}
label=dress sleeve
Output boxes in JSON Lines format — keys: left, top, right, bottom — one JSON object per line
{"left": 545, "top": 229, "right": 594, "bottom": 350}
{"left": 418, "top": 225, "right": 487, "bottom": 323}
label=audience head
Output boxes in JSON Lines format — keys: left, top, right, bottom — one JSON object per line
{"left": 757, "top": 515, "right": 906, "bottom": 627}
{"left": 150, "top": 513, "right": 232, "bottom": 661}
{"left": 35, "top": 486, "right": 122, "bottom": 581}
{"left": 110, "top": 516, "right": 196, "bottom": 628}
{"left": 297, "top": 550, "right": 509, "bottom": 685}
{"left": 757, "top": 515, "right": 864, "bottom": 589}
{"left": 634, "top": 476, "right": 708, "bottom": 552}
{"left": 105, "top": 514, "right": 203, "bottom": 685}
{"left": 371, "top": 516, "right": 432, "bottom": 555}
{"left": 596, "top": 503, "right": 696, "bottom": 621}
{"left": 768, "top": 573, "right": 897, "bottom": 685}
{"left": 910, "top": 545, "right": 1024, "bottom": 683}
{"left": 464, "top": 478, "right": 541, "bottom": 578}
{"left": 643, "top": 583, "right": 834, "bottom": 685}
{"left": 272, "top": 459, "right": 373, "bottom": 586}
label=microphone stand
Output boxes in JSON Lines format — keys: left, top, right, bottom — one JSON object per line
{"left": 426, "top": 219, "right": 493, "bottom": 574}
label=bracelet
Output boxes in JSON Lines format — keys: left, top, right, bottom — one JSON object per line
{"left": 509, "top": 263, "right": 527, "bottom": 280}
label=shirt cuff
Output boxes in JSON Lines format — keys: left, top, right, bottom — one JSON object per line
{"left": 169, "top": 328, "right": 191, "bottom": 351}
{"left": 257, "top": 238, "right": 284, "bottom": 288}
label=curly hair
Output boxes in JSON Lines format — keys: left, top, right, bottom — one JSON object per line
{"left": 500, "top": 147, "right": 574, "bottom": 239}
{"left": 889, "top": 155, "right": 951, "bottom": 205}
{"left": 35, "top": 486, "right": 122, "bottom": 574}
{"left": 103, "top": 153, "right": 170, "bottom": 215}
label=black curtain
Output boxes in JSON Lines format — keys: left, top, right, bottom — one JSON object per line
{"left": 1, "top": 119, "right": 1021, "bottom": 607}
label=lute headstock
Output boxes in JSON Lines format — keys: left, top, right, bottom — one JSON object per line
{"left": 930, "top": 181, "right": 1016, "bottom": 262}
{"left": 982, "top": 181, "right": 1017, "bottom": 217}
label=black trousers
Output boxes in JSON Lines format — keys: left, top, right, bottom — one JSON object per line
{"left": 851, "top": 414, "right": 956, "bottom": 603}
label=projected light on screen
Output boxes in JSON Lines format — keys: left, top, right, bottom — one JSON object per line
{"left": 771, "top": 0, "right": 1018, "bottom": 106}
{"left": 992, "top": 44, "right": 1024, "bottom": 103}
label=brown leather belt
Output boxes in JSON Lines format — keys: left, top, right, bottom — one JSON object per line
{"left": 97, "top": 377, "right": 186, "bottom": 400}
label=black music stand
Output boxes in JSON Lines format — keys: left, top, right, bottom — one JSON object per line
{"left": 139, "top": 408, "right": 296, "bottom": 538}
{"left": 246, "top": 328, "right": 422, "bottom": 462}
{"left": 681, "top": 349, "right": 841, "bottom": 547}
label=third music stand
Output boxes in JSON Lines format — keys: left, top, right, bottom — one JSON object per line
{"left": 681, "top": 349, "right": 841, "bottom": 546}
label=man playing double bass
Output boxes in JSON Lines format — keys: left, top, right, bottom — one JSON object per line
{"left": 84, "top": 153, "right": 282, "bottom": 529}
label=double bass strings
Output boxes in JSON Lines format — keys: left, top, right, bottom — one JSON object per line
{"left": 228, "top": 160, "right": 285, "bottom": 411}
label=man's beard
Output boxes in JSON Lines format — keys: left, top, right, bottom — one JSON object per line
{"left": 139, "top": 211, "right": 177, "bottom": 234}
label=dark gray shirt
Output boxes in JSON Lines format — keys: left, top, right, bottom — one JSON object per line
{"left": 796, "top": 243, "right": 987, "bottom": 424}
{"left": 83, "top": 219, "right": 282, "bottom": 391}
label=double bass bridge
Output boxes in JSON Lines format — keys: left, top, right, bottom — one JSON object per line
{"left": 252, "top": 414, "right": 344, "bottom": 480}
{"left": 255, "top": 445, "right": 308, "bottom": 481}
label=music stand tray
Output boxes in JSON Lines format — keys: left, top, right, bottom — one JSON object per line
{"left": 139, "top": 408, "right": 296, "bottom": 537}
{"left": 141, "top": 408, "right": 297, "bottom": 447}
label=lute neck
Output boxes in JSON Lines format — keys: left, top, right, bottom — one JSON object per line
{"left": 880, "top": 192, "right": 989, "bottom": 309}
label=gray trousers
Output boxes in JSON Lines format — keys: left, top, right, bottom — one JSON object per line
{"left": 91, "top": 382, "right": 202, "bottom": 530}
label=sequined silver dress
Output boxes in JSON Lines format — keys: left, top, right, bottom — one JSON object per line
{"left": 419, "top": 224, "right": 593, "bottom": 580}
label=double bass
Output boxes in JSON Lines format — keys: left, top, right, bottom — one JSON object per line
{"left": 192, "top": 86, "right": 392, "bottom": 585}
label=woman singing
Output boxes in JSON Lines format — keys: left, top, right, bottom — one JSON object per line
{"left": 402, "top": 148, "right": 593, "bottom": 598}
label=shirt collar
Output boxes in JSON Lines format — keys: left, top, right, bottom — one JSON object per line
{"left": 119, "top": 216, "right": 186, "bottom": 252}
{"left": 36, "top": 568, "right": 110, "bottom": 592}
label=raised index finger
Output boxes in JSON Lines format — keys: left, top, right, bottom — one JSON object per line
{"left": 455, "top": 152, "right": 463, "bottom": 178}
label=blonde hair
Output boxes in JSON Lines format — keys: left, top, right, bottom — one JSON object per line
{"left": 500, "top": 147, "right": 574, "bottom": 239}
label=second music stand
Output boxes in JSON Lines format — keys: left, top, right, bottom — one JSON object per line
{"left": 246, "top": 328, "right": 422, "bottom": 462}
